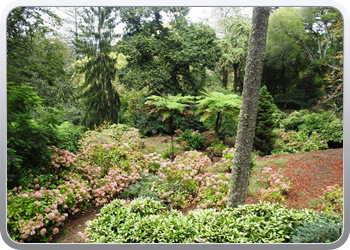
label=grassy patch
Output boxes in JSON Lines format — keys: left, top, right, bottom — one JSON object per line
{"left": 142, "top": 135, "right": 182, "bottom": 156}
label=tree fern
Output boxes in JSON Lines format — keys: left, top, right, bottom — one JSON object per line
{"left": 196, "top": 90, "right": 241, "bottom": 137}
{"left": 145, "top": 94, "right": 195, "bottom": 160}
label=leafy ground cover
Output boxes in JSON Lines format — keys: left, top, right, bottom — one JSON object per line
{"left": 52, "top": 144, "right": 343, "bottom": 243}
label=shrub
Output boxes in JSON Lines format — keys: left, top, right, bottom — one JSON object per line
{"left": 80, "top": 199, "right": 318, "bottom": 243}
{"left": 214, "top": 148, "right": 256, "bottom": 173}
{"left": 56, "top": 122, "right": 85, "bottom": 154}
{"left": 206, "top": 139, "right": 228, "bottom": 157}
{"left": 272, "top": 130, "right": 328, "bottom": 155}
{"left": 7, "top": 176, "right": 91, "bottom": 243}
{"left": 127, "top": 197, "right": 166, "bottom": 216}
{"left": 7, "top": 82, "right": 61, "bottom": 188}
{"left": 281, "top": 109, "right": 343, "bottom": 145}
{"left": 315, "top": 184, "right": 343, "bottom": 216}
{"left": 121, "top": 174, "right": 160, "bottom": 200}
{"left": 290, "top": 213, "right": 343, "bottom": 243}
{"left": 271, "top": 106, "right": 287, "bottom": 129}
{"left": 7, "top": 123, "right": 151, "bottom": 242}
{"left": 178, "top": 129, "right": 206, "bottom": 151}
{"left": 254, "top": 166, "right": 291, "bottom": 204}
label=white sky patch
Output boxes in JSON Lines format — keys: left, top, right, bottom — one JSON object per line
{"left": 189, "top": 7, "right": 213, "bottom": 22}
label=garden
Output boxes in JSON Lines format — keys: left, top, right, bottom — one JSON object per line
{"left": 6, "top": 6, "right": 343, "bottom": 245}
{"left": 7, "top": 110, "right": 343, "bottom": 243}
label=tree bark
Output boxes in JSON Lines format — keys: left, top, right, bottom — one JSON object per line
{"left": 215, "top": 111, "right": 221, "bottom": 138}
{"left": 233, "top": 63, "right": 239, "bottom": 93}
{"left": 227, "top": 7, "right": 270, "bottom": 208}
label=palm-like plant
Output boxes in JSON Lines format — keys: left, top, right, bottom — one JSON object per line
{"left": 145, "top": 94, "right": 195, "bottom": 160}
{"left": 196, "top": 90, "right": 241, "bottom": 138}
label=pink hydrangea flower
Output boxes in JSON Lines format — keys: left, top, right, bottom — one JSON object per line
{"left": 40, "top": 228, "right": 47, "bottom": 235}
{"left": 52, "top": 227, "right": 59, "bottom": 235}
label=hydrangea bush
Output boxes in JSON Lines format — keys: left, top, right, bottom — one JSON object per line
{"left": 7, "top": 124, "right": 148, "bottom": 242}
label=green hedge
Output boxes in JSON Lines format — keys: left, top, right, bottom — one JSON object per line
{"left": 80, "top": 198, "right": 338, "bottom": 243}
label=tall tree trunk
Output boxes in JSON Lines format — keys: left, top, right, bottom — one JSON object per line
{"left": 215, "top": 111, "right": 221, "bottom": 138}
{"left": 169, "top": 115, "right": 175, "bottom": 161}
{"left": 227, "top": 7, "right": 270, "bottom": 209}
{"left": 233, "top": 63, "right": 239, "bottom": 93}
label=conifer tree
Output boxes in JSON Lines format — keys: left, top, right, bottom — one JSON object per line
{"left": 74, "top": 7, "right": 120, "bottom": 128}
{"left": 253, "top": 85, "right": 277, "bottom": 155}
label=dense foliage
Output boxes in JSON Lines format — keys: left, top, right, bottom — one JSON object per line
{"left": 281, "top": 109, "right": 343, "bottom": 145}
{"left": 178, "top": 129, "right": 206, "bottom": 151}
{"left": 290, "top": 213, "right": 343, "bottom": 243}
{"left": 117, "top": 8, "right": 221, "bottom": 96}
{"left": 7, "top": 83, "right": 60, "bottom": 188}
{"left": 6, "top": 123, "right": 343, "bottom": 243}
{"left": 253, "top": 86, "right": 277, "bottom": 155}
{"left": 78, "top": 198, "right": 341, "bottom": 243}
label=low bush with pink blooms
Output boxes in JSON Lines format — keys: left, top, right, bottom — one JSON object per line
{"left": 315, "top": 184, "right": 343, "bottom": 216}
{"left": 255, "top": 166, "right": 291, "bottom": 204}
{"left": 153, "top": 151, "right": 232, "bottom": 210}
{"left": 7, "top": 124, "right": 149, "bottom": 243}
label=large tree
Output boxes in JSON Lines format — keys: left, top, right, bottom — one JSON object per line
{"left": 263, "top": 7, "right": 343, "bottom": 109}
{"left": 227, "top": 7, "right": 270, "bottom": 208}
{"left": 74, "top": 7, "right": 121, "bottom": 128}
{"left": 200, "top": 7, "right": 251, "bottom": 92}
{"left": 117, "top": 7, "right": 221, "bottom": 96}
{"left": 7, "top": 7, "right": 61, "bottom": 84}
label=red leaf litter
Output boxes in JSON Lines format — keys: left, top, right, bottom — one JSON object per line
{"left": 246, "top": 149, "right": 343, "bottom": 211}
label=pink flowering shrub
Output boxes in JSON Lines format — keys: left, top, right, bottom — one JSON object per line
{"left": 7, "top": 187, "right": 74, "bottom": 242}
{"left": 8, "top": 124, "right": 148, "bottom": 242}
{"left": 316, "top": 184, "right": 343, "bottom": 216}
{"left": 214, "top": 147, "right": 257, "bottom": 173}
{"left": 154, "top": 151, "right": 231, "bottom": 209}
{"left": 213, "top": 148, "right": 236, "bottom": 172}
{"left": 76, "top": 143, "right": 147, "bottom": 208}
{"left": 144, "top": 152, "right": 165, "bottom": 174}
{"left": 50, "top": 146, "right": 78, "bottom": 169}
{"left": 256, "top": 166, "right": 291, "bottom": 203}
{"left": 196, "top": 172, "right": 231, "bottom": 209}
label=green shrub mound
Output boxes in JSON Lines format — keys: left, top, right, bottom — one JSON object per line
{"left": 290, "top": 213, "right": 343, "bottom": 243}
{"left": 81, "top": 198, "right": 332, "bottom": 243}
{"left": 178, "top": 129, "right": 206, "bottom": 151}
{"left": 281, "top": 110, "right": 343, "bottom": 144}
{"left": 121, "top": 174, "right": 160, "bottom": 200}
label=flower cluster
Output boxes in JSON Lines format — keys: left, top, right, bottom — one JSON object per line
{"left": 154, "top": 151, "right": 231, "bottom": 209}
{"left": 256, "top": 166, "right": 291, "bottom": 203}
{"left": 7, "top": 185, "right": 80, "bottom": 242}
{"left": 144, "top": 152, "right": 165, "bottom": 174}
{"left": 50, "top": 146, "right": 78, "bottom": 169}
